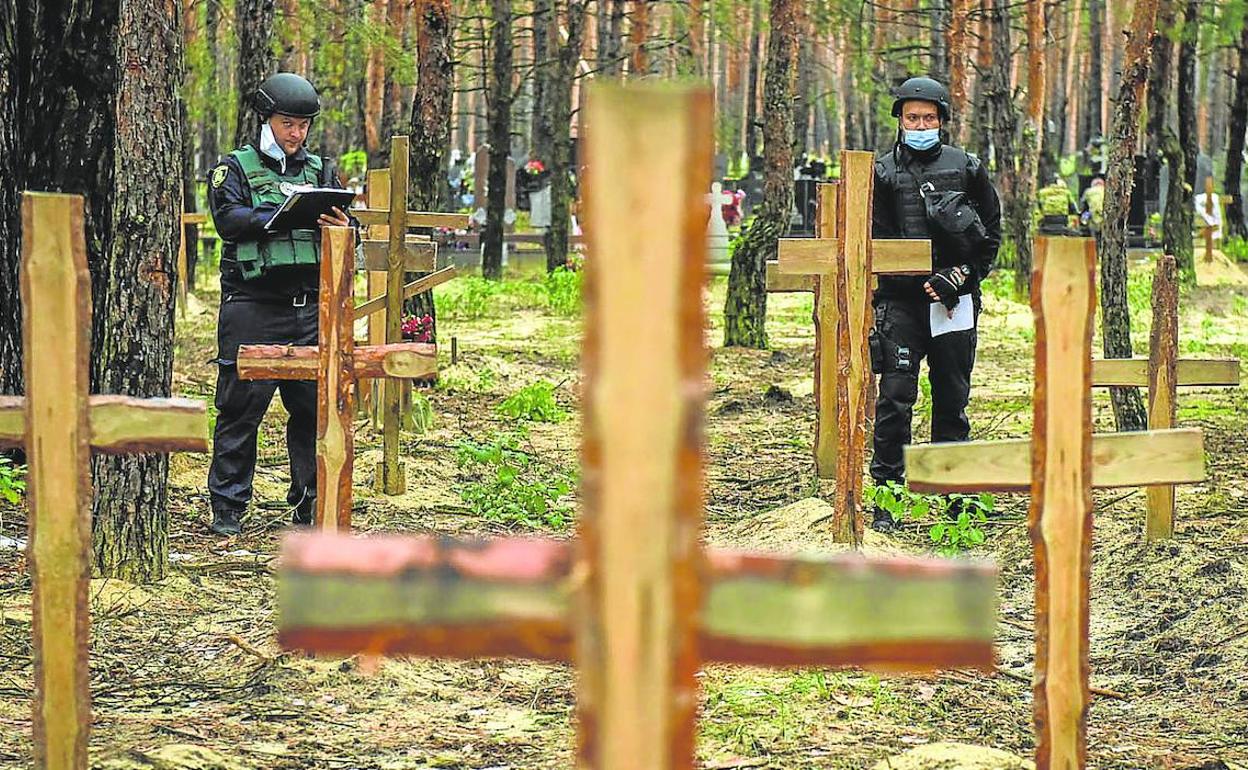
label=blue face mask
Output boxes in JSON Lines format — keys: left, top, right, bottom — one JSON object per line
{"left": 902, "top": 128, "right": 941, "bottom": 151}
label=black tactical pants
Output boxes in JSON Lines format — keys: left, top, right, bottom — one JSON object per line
{"left": 207, "top": 294, "right": 318, "bottom": 515}
{"left": 870, "top": 296, "right": 978, "bottom": 485}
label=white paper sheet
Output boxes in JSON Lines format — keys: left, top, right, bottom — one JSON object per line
{"left": 930, "top": 299, "right": 975, "bottom": 337}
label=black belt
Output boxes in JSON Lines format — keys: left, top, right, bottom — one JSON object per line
{"left": 224, "top": 291, "right": 317, "bottom": 307}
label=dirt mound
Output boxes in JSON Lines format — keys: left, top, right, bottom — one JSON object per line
{"left": 715, "top": 496, "right": 914, "bottom": 558}
{"left": 872, "top": 742, "right": 1034, "bottom": 770}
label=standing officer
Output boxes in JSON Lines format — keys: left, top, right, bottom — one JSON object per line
{"left": 869, "top": 76, "right": 1002, "bottom": 532}
{"left": 1037, "top": 174, "right": 1078, "bottom": 235}
{"left": 206, "top": 72, "right": 353, "bottom": 536}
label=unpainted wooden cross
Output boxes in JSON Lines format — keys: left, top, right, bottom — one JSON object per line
{"left": 769, "top": 155, "right": 932, "bottom": 543}
{"left": 0, "top": 193, "right": 209, "bottom": 770}
{"left": 176, "top": 210, "right": 208, "bottom": 318}
{"left": 235, "top": 227, "right": 438, "bottom": 532}
{"left": 275, "top": 84, "right": 997, "bottom": 770}
{"left": 353, "top": 135, "right": 469, "bottom": 495}
{"left": 1202, "top": 176, "right": 1216, "bottom": 263}
{"left": 1092, "top": 253, "right": 1239, "bottom": 539}
{"left": 904, "top": 237, "right": 1208, "bottom": 770}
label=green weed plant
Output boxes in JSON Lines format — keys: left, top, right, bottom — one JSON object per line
{"left": 497, "top": 380, "right": 567, "bottom": 422}
{"left": 455, "top": 430, "right": 574, "bottom": 530}
{"left": 0, "top": 457, "right": 25, "bottom": 504}
{"left": 864, "top": 480, "right": 994, "bottom": 556}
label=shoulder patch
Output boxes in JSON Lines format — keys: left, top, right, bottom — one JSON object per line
{"left": 211, "top": 165, "right": 229, "bottom": 188}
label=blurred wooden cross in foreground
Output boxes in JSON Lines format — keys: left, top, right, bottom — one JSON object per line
{"left": 0, "top": 193, "right": 209, "bottom": 770}
{"left": 768, "top": 155, "right": 931, "bottom": 543}
{"left": 905, "top": 237, "right": 1208, "bottom": 770}
{"left": 235, "top": 227, "right": 438, "bottom": 533}
{"left": 1091, "top": 254, "right": 1239, "bottom": 540}
{"left": 276, "top": 84, "right": 997, "bottom": 770}
{"left": 355, "top": 136, "right": 469, "bottom": 495}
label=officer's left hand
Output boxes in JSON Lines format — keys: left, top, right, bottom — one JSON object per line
{"left": 318, "top": 206, "right": 351, "bottom": 228}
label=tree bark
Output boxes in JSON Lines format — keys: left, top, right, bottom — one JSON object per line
{"left": 407, "top": 0, "right": 454, "bottom": 341}
{"left": 929, "top": 0, "right": 950, "bottom": 85}
{"left": 363, "top": 0, "right": 387, "bottom": 157}
{"left": 1165, "top": 0, "right": 1199, "bottom": 284}
{"left": 629, "top": 0, "right": 649, "bottom": 75}
{"left": 793, "top": 32, "right": 812, "bottom": 161}
{"left": 91, "top": 0, "right": 183, "bottom": 583}
{"left": 544, "top": 0, "right": 588, "bottom": 273}
{"left": 1006, "top": 0, "right": 1047, "bottom": 296}
{"left": 481, "top": 0, "right": 511, "bottom": 279}
{"left": 986, "top": 0, "right": 1019, "bottom": 263}
{"left": 1083, "top": 0, "right": 1105, "bottom": 148}
{"left": 598, "top": 0, "right": 625, "bottom": 76}
{"left": 1224, "top": 19, "right": 1248, "bottom": 240}
{"left": 530, "top": 0, "right": 554, "bottom": 164}
{"left": 946, "top": 0, "right": 973, "bottom": 146}
{"left": 744, "top": 0, "right": 762, "bottom": 166}
{"left": 1097, "top": 0, "right": 1160, "bottom": 433}
{"left": 233, "top": 0, "right": 276, "bottom": 151}
{"left": 970, "top": 0, "right": 995, "bottom": 158}
{"left": 723, "top": 0, "right": 799, "bottom": 349}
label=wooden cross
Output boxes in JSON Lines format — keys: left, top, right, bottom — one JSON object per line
{"left": 904, "top": 237, "right": 1208, "bottom": 770}
{"left": 1092, "top": 254, "right": 1240, "bottom": 539}
{"left": 770, "top": 154, "right": 932, "bottom": 543}
{"left": 235, "top": 227, "right": 438, "bottom": 532}
{"left": 176, "top": 210, "right": 208, "bottom": 318}
{"left": 0, "top": 193, "right": 209, "bottom": 770}
{"left": 1202, "top": 176, "right": 1216, "bottom": 263}
{"left": 352, "top": 136, "right": 469, "bottom": 494}
{"left": 275, "top": 84, "right": 997, "bottom": 770}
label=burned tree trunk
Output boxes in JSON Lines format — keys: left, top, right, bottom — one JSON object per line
{"left": 92, "top": 0, "right": 184, "bottom": 583}
{"left": 1226, "top": 20, "right": 1248, "bottom": 241}
{"left": 1097, "top": 0, "right": 1160, "bottom": 433}
{"left": 233, "top": 0, "right": 276, "bottom": 150}
{"left": 481, "top": 0, "right": 511, "bottom": 280}
{"left": 724, "top": 0, "right": 799, "bottom": 348}
{"left": 544, "top": 0, "right": 588, "bottom": 273}
{"left": 407, "top": 0, "right": 454, "bottom": 341}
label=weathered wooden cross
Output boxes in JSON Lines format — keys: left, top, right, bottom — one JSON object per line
{"left": 0, "top": 193, "right": 209, "bottom": 770}
{"left": 235, "top": 227, "right": 438, "bottom": 532}
{"left": 905, "top": 237, "right": 1208, "bottom": 770}
{"left": 275, "top": 84, "right": 996, "bottom": 769}
{"left": 1092, "top": 253, "right": 1240, "bottom": 540}
{"left": 353, "top": 135, "right": 468, "bottom": 494}
{"left": 176, "top": 210, "right": 208, "bottom": 317}
{"left": 770, "top": 155, "right": 931, "bottom": 542}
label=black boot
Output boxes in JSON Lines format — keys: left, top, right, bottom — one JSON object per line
{"left": 291, "top": 493, "right": 315, "bottom": 527}
{"left": 870, "top": 505, "right": 896, "bottom": 534}
{"left": 209, "top": 507, "right": 242, "bottom": 536}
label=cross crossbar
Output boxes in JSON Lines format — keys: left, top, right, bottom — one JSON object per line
{"left": 236, "top": 343, "right": 437, "bottom": 380}
{"left": 355, "top": 266, "right": 458, "bottom": 318}
{"left": 1091, "top": 358, "right": 1240, "bottom": 387}
{"left": 359, "top": 238, "right": 437, "bottom": 272}
{"left": 0, "top": 395, "right": 206, "bottom": 452}
{"left": 777, "top": 237, "right": 931, "bottom": 276}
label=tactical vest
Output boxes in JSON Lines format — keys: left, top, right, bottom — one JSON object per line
{"left": 1038, "top": 184, "right": 1073, "bottom": 217}
{"left": 1083, "top": 185, "right": 1106, "bottom": 224}
{"left": 228, "top": 146, "right": 324, "bottom": 280}
{"left": 878, "top": 145, "right": 975, "bottom": 268}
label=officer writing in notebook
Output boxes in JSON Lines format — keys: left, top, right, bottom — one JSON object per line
{"left": 206, "top": 72, "right": 354, "bottom": 536}
{"left": 868, "top": 77, "right": 1002, "bottom": 532}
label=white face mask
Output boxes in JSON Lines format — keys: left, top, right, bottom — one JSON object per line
{"left": 259, "top": 123, "right": 288, "bottom": 173}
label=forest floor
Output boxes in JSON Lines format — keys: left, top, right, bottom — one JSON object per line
{"left": 2, "top": 252, "right": 1248, "bottom": 769}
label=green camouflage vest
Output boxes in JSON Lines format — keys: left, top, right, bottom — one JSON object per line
{"left": 228, "top": 146, "right": 324, "bottom": 280}
{"left": 1038, "top": 183, "right": 1074, "bottom": 217}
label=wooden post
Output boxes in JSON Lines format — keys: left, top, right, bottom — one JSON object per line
{"left": 8, "top": 193, "right": 209, "bottom": 770}
{"left": 1030, "top": 237, "right": 1096, "bottom": 770}
{"left": 365, "top": 168, "right": 390, "bottom": 427}
{"left": 772, "top": 157, "right": 930, "bottom": 505}
{"left": 832, "top": 150, "right": 876, "bottom": 544}
{"left": 905, "top": 236, "right": 1210, "bottom": 770}
{"left": 318, "top": 227, "right": 355, "bottom": 533}
{"left": 577, "top": 82, "right": 709, "bottom": 769}
{"left": 1204, "top": 176, "right": 1215, "bottom": 262}
{"left": 274, "top": 85, "right": 998, "bottom": 770}
{"left": 1145, "top": 255, "right": 1178, "bottom": 539}
{"left": 381, "top": 135, "right": 410, "bottom": 495}
{"left": 1089, "top": 255, "right": 1239, "bottom": 540}
{"left": 812, "top": 184, "right": 840, "bottom": 477}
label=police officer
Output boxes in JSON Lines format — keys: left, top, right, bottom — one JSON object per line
{"left": 869, "top": 76, "right": 1002, "bottom": 532}
{"left": 1037, "top": 174, "right": 1078, "bottom": 235}
{"left": 206, "top": 73, "right": 354, "bottom": 535}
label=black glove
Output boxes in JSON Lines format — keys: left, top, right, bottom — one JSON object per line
{"left": 925, "top": 264, "right": 972, "bottom": 310}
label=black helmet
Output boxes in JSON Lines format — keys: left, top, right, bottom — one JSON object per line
{"left": 890, "top": 76, "right": 951, "bottom": 122}
{"left": 253, "top": 73, "right": 320, "bottom": 118}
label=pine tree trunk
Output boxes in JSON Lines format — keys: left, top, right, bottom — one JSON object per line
{"left": 793, "top": 33, "right": 812, "bottom": 161}
{"left": 929, "top": 0, "right": 949, "bottom": 84}
{"left": 630, "top": 0, "right": 649, "bottom": 75}
{"left": 1097, "top": 0, "right": 1160, "bottom": 433}
{"left": 724, "top": 0, "right": 799, "bottom": 349}
{"left": 90, "top": 0, "right": 183, "bottom": 583}
{"left": 987, "top": 0, "right": 1018, "bottom": 264}
{"left": 598, "top": 0, "right": 625, "bottom": 76}
{"left": 530, "top": 0, "right": 554, "bottom": 164}
{"left": 199, "top": 0, "right": 220, "bottom": 173}
{"left": 234, "top": 0, "right": 276, "bottom": 150}
{"left": 1166, "top": 0, "right": 1199, "bottom": 284}
{"left": 407, "top": 0, "right": 454, "bottom": 340}
{"left": 1007, "top": 0, "right": 1046, "bottom": 296}
{"left": 744, "top": 0, "right": 762, "bottom": 165}
{"left": 363, "top": 0, "right": 387, "bottom": 157}
{"left": 481, "top": 0, "right": 511, "bottom": 279}
{"left": 1083, "top": 0, "right": 1105, "bottom": 148}
{"left": 946, "top": 0, "right": 972, "bottom": 145}
{"left": 1224, "top": 20, "right": 1248, "bottom": 241}
{"left": 970, "top": 0, "right": 995, "bottom": 158}
{"left": 544, "top": 0, "right": 588, "bottom": 273}
{"left": 0, "top": 0, "right": 22, "bottom": 398}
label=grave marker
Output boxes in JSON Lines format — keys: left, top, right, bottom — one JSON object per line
{"left": 352, "top": 137, "right": 469, "bottom": 494}
{"left": 176, "top": 211, "right": 208, "bottom": 317}
{"left": 771, "top": 157, "right": 931, "bottom": 542}
{"left": 275, "top": 83, "right": 997, "bottom": 770}
{"left": 1091, "top": 254, "right": 1240, "bottom": 539}
{"left": 0, "top": 193, "right": 209, "bottom": 770}
{"left": 236, "top": 227, "right": 438, "bottom": 531}
{"left": 905, "top": 237, "right": 1208, "bottom": 770}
